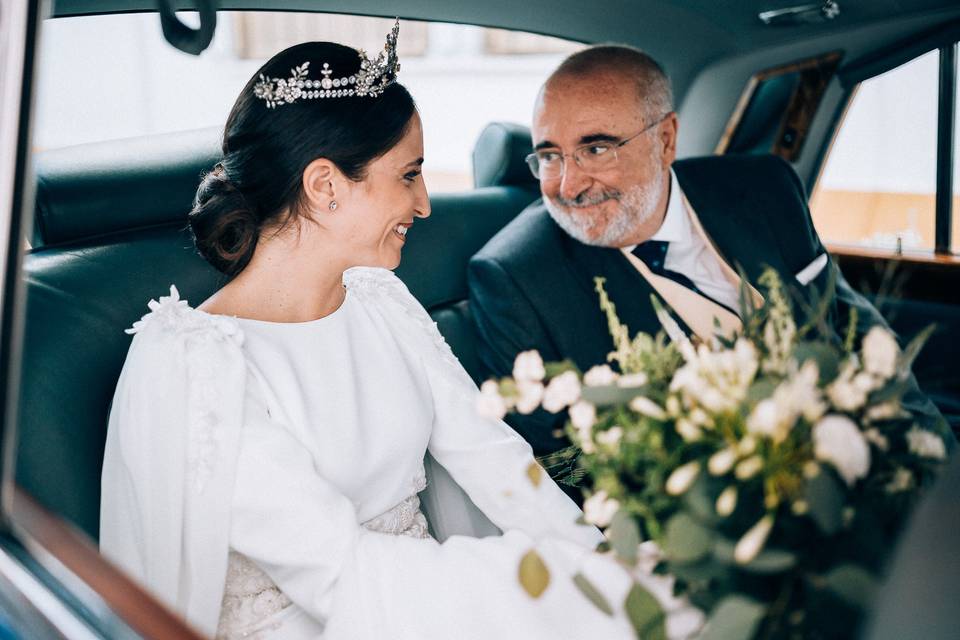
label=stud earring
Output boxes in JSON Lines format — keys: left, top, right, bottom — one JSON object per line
{"left": 329, "top": 200, "right": 338, "bottom": 211}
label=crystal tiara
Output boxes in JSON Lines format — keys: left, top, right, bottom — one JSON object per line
{"left": 253, "top": 19, "right": 401, "bottom": 108}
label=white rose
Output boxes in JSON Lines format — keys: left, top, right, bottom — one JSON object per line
{"left": 747, "top": 398, "right": 783, "bottom": 441}
{"left": 583, "top": 490, "right": 620, "bottom": 527}
{"left": 512, "top": 350, "right": 546, "bottom": 383}
{"left": 905, "top": 426, "right": 946, "bottom": 460}
{"left": 862, "top": 326, "right": 899, "bottom": 380}
{"left": 514, "top": 380, "right": 544, "bottom": 415}
{"left": 629, "top": 396, "right": 668, "bottom": 420}
{"left": 666, "top": 461, "right": 701, "bottom": 496}
{"left": 827, "top": 362, "right": 869, "bottom": 412}
{"left": 583, "top": 364, "right": 618, "bottom": 386}
{"left": 813, "top": 415, "right": 871, "bottom": 486}
{"left": 542, "top": 371, "right": 581, "bottom": 413}
{"left": 734, "top": 515, "right": 774, "bottom": 564}
{"left": 568, "top": 401, "right": 596, "bottom": 431}
{"left": 476, "top": 381, "right": 507, "bottom": 420}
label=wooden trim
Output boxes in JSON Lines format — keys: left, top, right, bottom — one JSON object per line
{"left": 716, "top": 51, "right": 842, "bottom": 158}
{"left": 826, "top": 242, "right": 960, "bottom": 266}
{"left": 8, "top": 487, "right": 204, "bottom": 640}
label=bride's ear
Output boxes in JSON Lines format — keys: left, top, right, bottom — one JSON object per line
{"left": 301, "top": 158, "right": 340, "bottom": 216}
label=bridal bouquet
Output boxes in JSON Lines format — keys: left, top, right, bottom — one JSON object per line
{"left": 478, "top": 269, "right": 948, "bottom": 639}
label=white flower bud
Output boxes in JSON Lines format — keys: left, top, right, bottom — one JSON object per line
{"left": 583, "top": 490, "right": 620, "bottom": 527}
{"left": 512, "top": 350, "right": 545, "bottom": 383}
{"left": 813, "top": 414, "right": 871, "bottom": 486}
{"left": 596, "top": 426, "right": 624, "bottom": 450}
{"left": 738, "top": 436, "right": 758, "bottom": 456}
{"left": 568, "top": 400, "right": 596, "bottom": 431}
{"left": 716, "top": 486, "right": 737, "bottom": 516}
{"left": 629, "top": 396, "right": 667, "bottom": 420}
{"left": 666, "top": 461, "right": 701, "bottom": 496}
{"left": 583, "top": 364, "right": 618, "bottom": 387}
{"left": 862, "top": 326, "right": 899, "bottom": 380}
{"left": 476, "top": 382, "right": 507, "bottom": 420}
{"left": 905, "top": 426, "right": 946, "bottom": 460}
{"left": 708, "top": 447, "right": 738, "bottom": 476}
{"left": 617, "top": 372, "right": 649, "bottom": 388}
{"left": 734, "top": 514, "right": 774, "bottom": 564}
{"left": 514, "top": 380, "right": 544, "bottom": 415}
{"left": 735, "top": 455, "right": 764, "bottom": 480}
{"left": 542, "top": 371, "right": 581, "bottom": 413}
{"left": 863, "top": 428, "right": 889, "bottom": 451}
{"left": 675, "top": 418, "right": 703, "bottom": 442}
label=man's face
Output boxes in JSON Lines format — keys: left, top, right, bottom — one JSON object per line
{"left": 532, "top": 72, "right": 677, "bottom": 247}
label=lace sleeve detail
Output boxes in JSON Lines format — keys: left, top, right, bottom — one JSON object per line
{"left": 125, "top": 285, "right": 246, "bottom": 493}
{"left": 343, "top": 268, "right": 461, "bottom": 371}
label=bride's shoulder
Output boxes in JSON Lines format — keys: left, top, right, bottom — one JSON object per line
{"left": 126, "top": 285, "right": 244, "bottom": 350}
{"left": 343, "top": 267, "right": 428, "bottom": 319}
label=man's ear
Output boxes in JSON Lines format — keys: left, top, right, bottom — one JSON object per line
{"left": 301, "top": 158, "right": 340, "bottom": 214}
{"left": 659, "top": 112, "right": 679, "bottom": 165}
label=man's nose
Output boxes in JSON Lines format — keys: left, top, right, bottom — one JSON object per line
{"left": 558, "top": 159, "right": 591, "bottom": 202}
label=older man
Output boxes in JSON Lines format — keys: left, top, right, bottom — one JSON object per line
{"left": 467, "top": 45, "right": 946, "bottom": 457}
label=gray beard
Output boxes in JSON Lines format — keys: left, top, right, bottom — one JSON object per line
{"left": 544, "top": 170, "right": 667, "bottom": 247}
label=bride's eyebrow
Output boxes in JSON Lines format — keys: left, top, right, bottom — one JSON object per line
{"left": 403, "top": 157, "right": 424, "bottom": 169}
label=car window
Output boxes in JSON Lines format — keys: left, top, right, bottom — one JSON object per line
{"left": 35, "top": 12, "right": 581, "bottom": 192}
{"left": 810, "top": 49, "right": 957, "bottom": 253}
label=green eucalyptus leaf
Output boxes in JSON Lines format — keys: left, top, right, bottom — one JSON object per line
{"left": 582, "top": 384, "right": 646, "bottom": 407}
{"left": 573, "top": 572, "right": 614, "bottom": 616}
{"left": 544, "top": 359, "right": 580, "bottom": 378}
{"left": 624, "top": 582, "right": 667, "bottom": 640}
{"left": 805, "top": 468, "right": 844, "bottom": 536}
{"left": 608, "top": 510, "right": 641, "bottom": 565}
{"left": 746, "top": 378, "right": 777, "bottom": 405}
{"left": 823, "top": 564, "right": 878, "bottom": 610}
{"left": 699, "top": 595, "right": 766, "bottom": 640}
{"left": 518, "top": 549, "right": 550, "bottom": 598}
{"left": 663, "top": 513, "right": 712, "bottom": 564}
{"left": 714, "top": 539, "right": 797, "bottom": 574}
{"left": 793, "top": 341, "right": 841, "bottom": 384}
{"left": 898, "top": 323, "right": 936, "bottom": 375}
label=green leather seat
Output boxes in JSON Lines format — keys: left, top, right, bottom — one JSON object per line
{"left": 18, "top": 122, "right": 538, "bottom": 540}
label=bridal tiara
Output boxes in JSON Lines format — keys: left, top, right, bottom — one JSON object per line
{"left": 253, "top": 19, "right": 402, "bottom": 108}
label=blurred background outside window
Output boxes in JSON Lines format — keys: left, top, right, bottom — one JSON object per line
{"left": 811, "top": 50, "right": 960, "bottom": 253}
{"left": 35, "top": 12, "right": 581, "bottom": 192}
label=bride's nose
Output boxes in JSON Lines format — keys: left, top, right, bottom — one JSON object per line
{"left": 414, "top": 188, "right": 431, "bottom": 219}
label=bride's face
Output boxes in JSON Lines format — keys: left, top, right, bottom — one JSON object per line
{"left": 335, "top": 112, "right": 430, "bottom": 270}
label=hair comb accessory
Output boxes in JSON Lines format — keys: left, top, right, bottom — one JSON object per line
{"left": 254, "top": 19, "right": 401, "bottom": 108}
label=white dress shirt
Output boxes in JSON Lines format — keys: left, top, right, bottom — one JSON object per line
{"left": 623, "top": 170, "right": 741, "bottom": 313}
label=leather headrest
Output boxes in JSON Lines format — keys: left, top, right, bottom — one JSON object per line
{"left": 472, "top": 122, "right": 538, "bottom": 189}
{"left": 32, "top": 128, "right": 222, "bottom": 248}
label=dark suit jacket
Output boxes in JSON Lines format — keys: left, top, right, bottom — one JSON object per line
{"left": 468, "top": 154, "right": 948, "bottom": 455}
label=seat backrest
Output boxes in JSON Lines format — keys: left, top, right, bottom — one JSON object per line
{"left": 17, "top": 122, "right": 538, "bottom": 540}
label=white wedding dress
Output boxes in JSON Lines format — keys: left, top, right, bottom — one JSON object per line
{"left": 100, "top": 267, "right": 680, "bottom": 639}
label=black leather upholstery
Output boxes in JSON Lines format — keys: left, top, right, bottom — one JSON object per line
{"left": 17, "top": 125, "right": 540, "bottom": 539}
{"left": 472, "top": 122, "right": 538, "bottom": 189}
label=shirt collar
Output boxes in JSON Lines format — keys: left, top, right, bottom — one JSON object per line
{"left": 650, "top": 169, "right": 688, "bottom": 244}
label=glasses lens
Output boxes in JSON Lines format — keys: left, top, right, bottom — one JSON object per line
{"left": 576, "top": 144, "right": 617, "bottom": 173}
{"left": 525, "top": 153, "right": 541, "bottom": 179}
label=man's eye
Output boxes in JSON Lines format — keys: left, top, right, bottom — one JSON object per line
{"left": 585, "top": 144, "right": 612, "bottom": 157}
{"left": 538, "top": 151, "right": 561, "bottom": 164}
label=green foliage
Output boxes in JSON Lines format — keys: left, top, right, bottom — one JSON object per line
{"left": 625, "top": 583, "right": 667, "bottom": 640}
{"left": 699, "top": 596, "right": 766, "bottom": 640}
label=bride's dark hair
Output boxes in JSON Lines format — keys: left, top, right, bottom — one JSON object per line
{"left": 190, "top": 41, "right": 417, "bottom": 277}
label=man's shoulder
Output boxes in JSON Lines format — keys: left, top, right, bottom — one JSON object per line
{"left": 471, "top": 200, "right": 565, "bottom": 270}
{"left": 674, "top": 154, "right": 805, "bottom": 198}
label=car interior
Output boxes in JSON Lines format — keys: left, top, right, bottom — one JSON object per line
{"left": 1, "top": 0, "right": 959, "bottom": 637}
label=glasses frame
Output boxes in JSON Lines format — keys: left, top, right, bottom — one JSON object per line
{"left": 525, "top": 113, "right": 671, "bottom": 180}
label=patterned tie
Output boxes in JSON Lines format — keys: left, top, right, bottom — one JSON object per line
{"left": 631, "top": 240, "right": 740, "bottom": 317}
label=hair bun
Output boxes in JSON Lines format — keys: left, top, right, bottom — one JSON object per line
{"left": 189, "top": 165, "right": 259, "bottom": 276}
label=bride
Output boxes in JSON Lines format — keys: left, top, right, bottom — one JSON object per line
{"left": 100, "top": 22, "right": 644, "bottom": 640}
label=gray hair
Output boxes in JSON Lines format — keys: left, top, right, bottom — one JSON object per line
{"left": 548, "top": 45, "right": 673, "bottom": 121}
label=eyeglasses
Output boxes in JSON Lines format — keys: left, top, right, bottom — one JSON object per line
{"left": 525, "top": 114, "right": 669, "bottom": 180}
